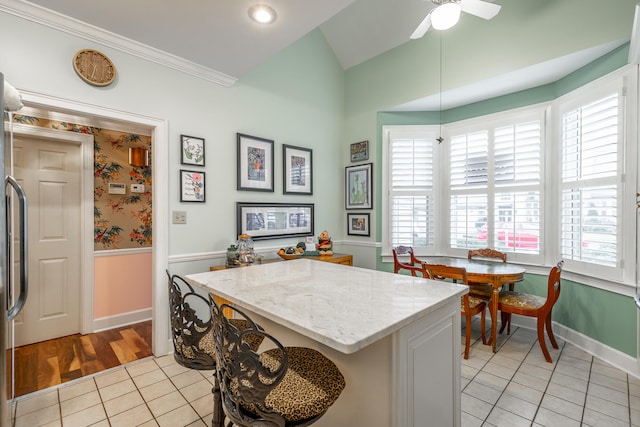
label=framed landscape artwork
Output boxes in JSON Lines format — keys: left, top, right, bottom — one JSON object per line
{"left": 350, "top": 140, "right": 369, "bottom": 162}
{"left": 236, "top": 202, "right": 314, "bottom": 240}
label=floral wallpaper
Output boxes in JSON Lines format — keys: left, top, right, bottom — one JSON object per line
{"left": 10, "top": 114, "right": 152, "bottom": 250}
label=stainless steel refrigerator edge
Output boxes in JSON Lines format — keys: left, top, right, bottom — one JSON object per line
{"left": 1, "top": 71, "right": 9, "bottom": 427}
{"left": 1, "top": 72, "right": 29, "bottom": 427}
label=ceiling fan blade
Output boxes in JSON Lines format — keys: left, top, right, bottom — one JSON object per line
{"left": 460, "top": 0, "right": 501, "bottom": 20}
{"left": 410, "top": 13, "right": 432, "bottom": 39}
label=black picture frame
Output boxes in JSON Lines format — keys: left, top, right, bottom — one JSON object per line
{"left": 180, "top": 135, "right": 205, "bottom": 166}
{"left": 350, "top": 140, "right": 369, "bottom": 162}
{"left": 236, "top": 202, "right": 314, "bottom": 240}
{"left": 345, "top": 163, "right": 372, "bottom": 209}
{"left": 237, "top": 133, "right": 274, "bottom": 192}
{"left": 347, "top": 213, "right": 370, "bottom": 236}
{"left": 283, "top": 144, "right": 312, "bottom": 195}
{"left": 180, "top": 169, "right": 206, "bottom": 202}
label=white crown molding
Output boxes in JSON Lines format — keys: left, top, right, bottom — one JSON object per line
{"left": 0, "top": 0, "right": 238, "bottom": 87}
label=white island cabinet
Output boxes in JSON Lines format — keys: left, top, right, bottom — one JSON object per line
{"left": 186, "top": 259, "right": 467, "bottom": 427}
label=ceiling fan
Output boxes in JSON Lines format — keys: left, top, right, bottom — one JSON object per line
{"left": 410, "top": 0, "right": 501, "bottom": 39}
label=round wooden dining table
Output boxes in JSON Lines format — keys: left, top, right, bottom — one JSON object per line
{"left": 423, "top": 256, "right": 526, "bottom": 353}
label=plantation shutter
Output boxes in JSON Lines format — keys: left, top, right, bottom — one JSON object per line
{"left": 389, "top": 131, "right": 436, "bottom": 248}
{"left": 449, "top": 119, "right": 541, "bottom": 254}
{"left": 560, "top": 94, "right": 619, "bottom": 267}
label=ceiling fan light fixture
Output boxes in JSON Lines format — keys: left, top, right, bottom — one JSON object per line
{"left": 431, "top": 2, "right": 461, "bottom": 30}
{"left": 248, "top": 4, "right": 277, "bottom": 24}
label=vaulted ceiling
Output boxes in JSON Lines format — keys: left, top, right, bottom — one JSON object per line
{"left": 3, "top": 0, "right": 635, "bottom": 109}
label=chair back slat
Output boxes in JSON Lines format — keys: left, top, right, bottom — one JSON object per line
{"left": 468, "top": 248, "right": 507, "bottom": 263}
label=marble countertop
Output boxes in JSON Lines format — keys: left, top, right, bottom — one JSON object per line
{"left": 185, "top": 259, "right": 467, "bottom": 354}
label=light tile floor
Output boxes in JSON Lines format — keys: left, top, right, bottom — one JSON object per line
{"left": 11, "top": 321, "right": 640, "bottom": 427}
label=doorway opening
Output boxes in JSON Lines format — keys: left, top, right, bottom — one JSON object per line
{"left": 12, "top": 91, "right": 170, "bottom": 390}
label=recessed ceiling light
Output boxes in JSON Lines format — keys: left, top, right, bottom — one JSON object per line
{"left": 248, "top": 4, "right": 277, "bottom": 24}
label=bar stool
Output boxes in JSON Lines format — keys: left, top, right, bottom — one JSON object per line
{"left": 168, "top": 272, "right": 263, "bottom": 369}
{"left": 167, "top": 272, "right": 264, "bottom": 425}
{"left": 210, "top": 296, "right": 346, "bottom": 426}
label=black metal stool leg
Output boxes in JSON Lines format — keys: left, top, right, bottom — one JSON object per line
{"left": 212, "top": 372, "right": 223, "bottom": 427}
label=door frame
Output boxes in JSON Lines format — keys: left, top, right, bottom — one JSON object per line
{"left": 19, "top": 90, "right": 171, "bottom": 356}
{"left": 9, "top": 123, "right": 93, "bottom": 336}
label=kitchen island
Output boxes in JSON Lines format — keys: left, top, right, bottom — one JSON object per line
{"left": 186, "top": 259, "right": 467, "bottom": 427}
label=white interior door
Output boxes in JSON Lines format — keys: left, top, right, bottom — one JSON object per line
{"left": 11, "top": 133, "right": 82, "bottom": 346}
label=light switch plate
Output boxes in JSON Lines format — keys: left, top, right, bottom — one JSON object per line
{"left": 172, "top": 211, "right": 187, "bottom": 224}
{"left": 131, "top": 184, "right": 145, "bottom": 193}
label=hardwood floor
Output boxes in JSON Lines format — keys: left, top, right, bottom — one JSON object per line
{"left": 8, "top": 320, "right": 152, "bottom": 397}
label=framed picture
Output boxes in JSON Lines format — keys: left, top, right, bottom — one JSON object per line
{"left": 347, "top": 213, "right": 370, "bottom": 236}
{"left": 350, "top": 140, "right": 369, "bottom": 162}
{"left": 345, "top": 163, "right": 372, "bottom": 209}
{"left": 180, "top": 169, "right": 206, "bottom": 202}
{"left": 283, "top": 144, "right": 312, "bottom": 195}
{"left": 237, "top": 133, "right": 274, "bottom": 192}
{"left": 237, "top": 202, "right": 314, "bottom": 240}
{"left": 181, "top": 135, "right": 205, "bottom": 166}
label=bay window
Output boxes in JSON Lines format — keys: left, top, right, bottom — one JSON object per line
{"left": 382, "top": 64, "right": 637, "bottom": 289}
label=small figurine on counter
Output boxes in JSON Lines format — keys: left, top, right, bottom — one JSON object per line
{"left": 316, "top": 230, "right": 333, "bottom": 255}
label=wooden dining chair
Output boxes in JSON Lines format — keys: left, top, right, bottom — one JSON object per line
{"left": 497, "top": 261, "right": 563, "bottom": 363}
{"left": 210, "top": 296, "right": 346, "bottom": 427}
{"left": 392, "top": 245, "right": 426, "bottom": 277}
{"left": 468, "top": 248, "right": 507, "bottom": 263}
{"left": 467, "top": 248, "right": 516, "bottom": 333}
{"left": 421, "top": 263, "right": 486, "bottom": 359}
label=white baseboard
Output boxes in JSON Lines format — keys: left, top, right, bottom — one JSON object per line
{"left": 511, "top": 316, "right": 640, "bottom": 379}
{"left": 93, "top": 308, "right": 152, "bottom": 333}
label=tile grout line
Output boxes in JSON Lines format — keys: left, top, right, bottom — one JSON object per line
{"left": 168, "top": 366, "right": 215, "bottom": 425}
{"left": 579, "top": 355, "right": 595, "bottom": 426}
{"left": 630, "top": 373, "right": 633, "bottom": 427}
{"left": 481, "top": 328, "right": 540, "bottom": 425}
{"left": 527, "top": 339, "right": 565, "bottom": 426}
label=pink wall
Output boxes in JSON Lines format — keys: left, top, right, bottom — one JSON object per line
{"left": 94, "top": 252, "right": 152, "bottom": 318}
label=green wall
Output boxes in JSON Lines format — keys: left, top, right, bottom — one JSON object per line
{"left": 1, "top": 0, "right": 637, "bottom": 357}
{"left": 346, "top": 0, "right": 640, "bottom": 357}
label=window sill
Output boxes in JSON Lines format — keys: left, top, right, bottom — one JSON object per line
{"left": 380, "top": 255, "right": 635, "bottom": 298}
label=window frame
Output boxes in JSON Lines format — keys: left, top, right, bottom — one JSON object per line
{"left": 549, "top": 65, "right": 637, "bottom": 285}
{"left": 381, "top": 125, "right": 441, "bottom": 255}
{"left": 442, "top": 105, "right": 547, "bottom": 265}
{"left": 380, "top": 65, "right": 638, "bottom": 293}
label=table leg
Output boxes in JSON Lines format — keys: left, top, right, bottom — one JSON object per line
{"left": 490, "top": 287, "right": 499, "bottom": 352}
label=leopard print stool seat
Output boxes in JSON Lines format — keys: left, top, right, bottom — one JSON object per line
{"left": 245, "top": 347, "right": 345, "bottom": 423}
{"left": 212, "top": 300, "right": 346, "bottom": 426}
